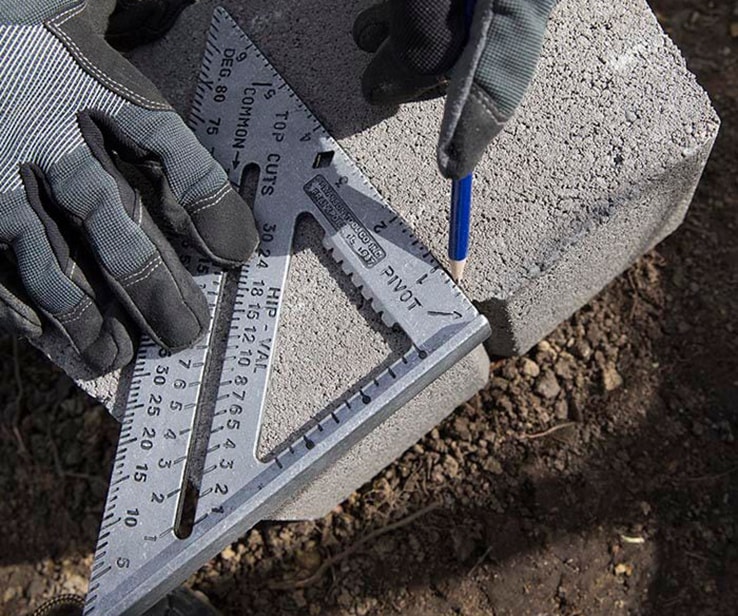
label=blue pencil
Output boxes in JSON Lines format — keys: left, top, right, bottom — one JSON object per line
{"left": 448, "top": 0, "right": 477, "bottom": 282}
{"left": 448, "top": 173, "right": 473, "bottom": 281}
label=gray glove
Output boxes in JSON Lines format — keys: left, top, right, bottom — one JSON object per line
{"left": 0, "top": 1, "right": 259, "bottom": 376}
{"left": 353, "top": 0, "right": 557, "bottom": 179}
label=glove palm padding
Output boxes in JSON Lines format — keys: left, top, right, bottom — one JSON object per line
{"left": 354, "top": 0, "right": 557, "bottom": 179}
{"left": 0, "top": 0, "right": 259, "bottom": 375}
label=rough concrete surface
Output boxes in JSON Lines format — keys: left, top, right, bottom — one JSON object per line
{"left": 49, "top": 0, "right": 716, "bottom": 518}
{"left": 128, "top": 0, "right": 716, "bottom": 359}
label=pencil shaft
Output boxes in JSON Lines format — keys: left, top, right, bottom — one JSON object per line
{"left": 448, "top": 174, "right": 473, "bottom": 262}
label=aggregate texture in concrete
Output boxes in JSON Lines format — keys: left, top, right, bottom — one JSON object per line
{"left": 37, "top": 0, "right": 718, "bottom": 520}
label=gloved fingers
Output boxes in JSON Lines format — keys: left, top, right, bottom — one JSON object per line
{"left": 46, "top": 116, "right": 210, "bottom": 354}
{"left": 438, "top": 0, "right": 556, "bottom": 178}
{"left": 387, "top": 0, "right": 467, "bottom": 76}
{"left": 353, "top": 1, "right": 391, "bottom": 52}
{"left": 0, "top": 173, "right": 134, "bottom": 374}
{"left": 357, "top": 0, "right": 466, "bottom": 106}
{"left": 360, "top": 40, "right": 449, "bottom": 106}
{"left": 97, "top": 107, "right": 259, "bottom": 268}
{"left": 106, "top": 0, "right": 195, "bottom": 51}
{"left": 0, "top": 252, "right": 43, "bottom": 340}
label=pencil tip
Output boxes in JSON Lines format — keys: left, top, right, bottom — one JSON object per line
{"left": 449, "top": 259, "right": 466, "bottom": 283}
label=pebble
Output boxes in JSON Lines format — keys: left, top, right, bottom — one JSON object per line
{"left": 554, "top": 354, "right": 577, "bottom": 380}
{"left": 574, "top": 339, "right": 592, "bottom": 360}
{"left": 535, "top": 371, "right": 561, "bottom": 399}
{"left": 521, "top": 358, "right": 540, "bottom": 378}
{"left": 602, "top": 364, "right": 624, "bottom": 391}
{"left": 443, "top": 455, "right": 460, "bottom": 478}
{"left": 453, "top": 416, "right": 472, "bottom": 441}
{"left": 295, "top": 543, "right": 322, "bottom": 571}
{"left": 536, "top": 340, "right": 557, "bottom": 362}
{"left": 482, "top": 457, "right": 504, "bottom": 475}
{"left": 497, "top": 396, "right": 514, "bottom": 415}
{"left": 554, "top": 398, "right": 569, "bottom": 420}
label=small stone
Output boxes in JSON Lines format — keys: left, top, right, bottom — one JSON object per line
{"left": 490, "top": 377, "right": 509, "bottom": 391}
{"left": 443, "top": 455, "right": 460, "bottom": 478}
{"left": 63, "top": 573, "right": 88, "bottom": 595}
{"left": 521, "top": 358, "right": 540, "bottom": 378}
{"left": 222, "top": 546, "right": 237, "bottom": 562}
{"left": 554, "top": 354, "right": 577, "bottom": 380}
{"left": 574, "top": 339, "right": 592, "bottom": 360}
{"left": 295, "top": 543, "right": 322, "bottom": 572}
{"left": 614, "top": 563, "right": 633, "bottom": 577}
{"left": 453, "top": 416, "right": 472, "bottom": 441}
{"left": 536, "top": 340, "right": 557, "bottom": 362}
{"left": 602, "top": 364, "right": 623, "bottom": 391}
{"left": 27, "top": 576, "right": 47, "bottom": 599}
{"left": 482, "top": 457, "right": 503, "bottom": 475}
{"left": 337, "top": 589, "right": 353, "bottom": 608}
{"left": 535, "top": 371, "right": 561, "bottom": 399}
{"left": 501, "top": 363, "right": 518, "bottom": 380}
{"left": 554, "top": 398, "right": 569, "bottom": 420}
{"left": 497, "top": 396, "right": 514, "bottom": 415}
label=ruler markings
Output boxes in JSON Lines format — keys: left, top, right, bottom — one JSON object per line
{"left": 85, "top": 8, "right": 489, "bottom": 615}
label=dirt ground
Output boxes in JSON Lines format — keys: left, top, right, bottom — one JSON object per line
{"left": 1, "top": 1, "right": 737, "bottom": 614}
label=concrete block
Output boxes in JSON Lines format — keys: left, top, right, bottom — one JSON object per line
{"left": 130, "top": 0, "right": 716, "bottom": 359}
{"left": 41, "top": 0, "right": 717, "bottom": 519}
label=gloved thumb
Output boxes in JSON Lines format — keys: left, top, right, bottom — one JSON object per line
{"left": 438, "top": 0, "right": 557, "bottom": 179}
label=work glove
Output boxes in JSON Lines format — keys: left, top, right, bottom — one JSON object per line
{"left": 106, "top": 0, "right": 195, "bottom": 51}
{"left": 0, "top": 1, "right": 259, "bottom": 377}
{"left": 353, "top": 0, "right": 557, "bottom": 179}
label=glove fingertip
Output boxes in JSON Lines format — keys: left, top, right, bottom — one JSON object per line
{"left": 189, "top": 185, "right": 259, "bottom": 268}
{"left": 81, "top": 315, "right": 135, "bottom": 375}
{"left": 352, "top": 2, "right": 391, "bottom": 52}
{"left": 117, "top": 254, "right": 210, "bottom": 353}
{"left": 438, "top": 87, "right": 507, "bottom": 179}
{"left": 361, "top": 43, "right": 446, "bottom": 107}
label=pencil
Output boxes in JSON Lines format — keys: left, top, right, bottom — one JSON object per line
{"left": 447, "top": 0, "right": 477, "bottom": 283}
{"left": 448, "top": 173, "right": 473, "bottom": 281}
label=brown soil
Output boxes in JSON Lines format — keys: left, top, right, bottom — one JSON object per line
{"left": 1, "top": 1, "right": 737, "bottom": 614}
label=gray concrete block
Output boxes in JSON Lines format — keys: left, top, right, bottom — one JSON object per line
{"left": 42, "top": 0, "right": 717, "bottom": 519}
{"left": 135, "top": 0, "right": 715, "bottom": 359}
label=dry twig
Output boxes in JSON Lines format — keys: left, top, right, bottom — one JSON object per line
{"left": 683, "top": 465, "right": 738, "bottom": 482}
{"left": 467, "top": 545, "right": 495, "bottom": 577}
{"left": 520, "top": 422, "right": 577, "bottom": 441}
{"left": 268, "top": 502, "right": 441, "bottom": 590}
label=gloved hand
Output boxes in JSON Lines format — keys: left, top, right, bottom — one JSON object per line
{"left": 105, "top": 0, "right": 194, "bottom": 51}
{"left": 0, "top": 1, "right": 259, "bottom": 376}
{"left": 353, "top": 0, "right": 557, "bottom": 179}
